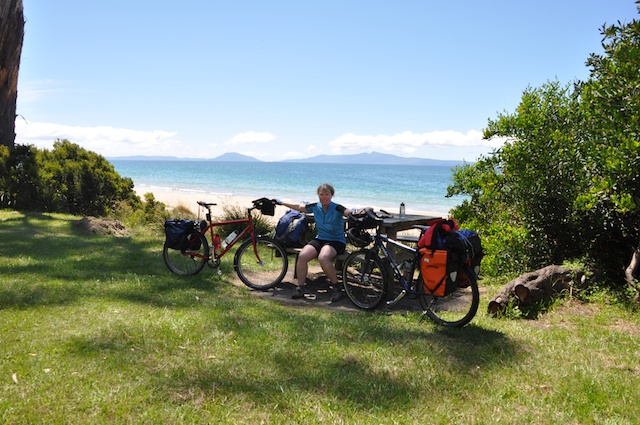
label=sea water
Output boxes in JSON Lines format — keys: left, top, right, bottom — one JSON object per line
{"left": 110, "top": 160, "right": 468, "bottom": 215}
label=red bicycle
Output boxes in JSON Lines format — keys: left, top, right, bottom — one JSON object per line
{"left": 163, "top": 198, "right": 288, "bottom": 290}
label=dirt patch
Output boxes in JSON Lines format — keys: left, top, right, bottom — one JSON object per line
{"left": 73, "top": 217, "right": 130, "bottom": 237}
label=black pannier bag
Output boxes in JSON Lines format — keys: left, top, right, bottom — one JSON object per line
{"left": 444, "top": 229, "right": 484, "bottom": 288}
{"left": 164, "top": 220, "right": 205, "bottom": 250}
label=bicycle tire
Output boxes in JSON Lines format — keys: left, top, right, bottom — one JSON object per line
{"left": 418, "top": 265, "right": 480, "bottom": 327}
{"left": 163, "top": 234, "right": 209, "bottom": 276}
{"left": 234, "top": 236, "right": 288, "bottom": 290}
{"left": 342, "top": 249, "right": 389, "bottom": 310}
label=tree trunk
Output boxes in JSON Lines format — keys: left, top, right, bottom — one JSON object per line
{"left": 488, "top": 265, "right": 586, "bottom": 317}
{"left": 624, "top": 244, "right": 640, "bottom": 302}
{"left": 0, "top": 0, "right": 24, "bottom": 151}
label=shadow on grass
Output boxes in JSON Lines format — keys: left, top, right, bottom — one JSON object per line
{"left": 153, "top": 310, "right": 519, "bottom": 413}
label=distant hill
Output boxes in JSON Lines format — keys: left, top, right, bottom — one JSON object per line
{"left": 208, "top": 152, "right": 262, "bottom": 162}
{"left": 108, "top": 151, "right": 467, "bottom": 166}
{"left": 282, "top": 151, "right": 465, "bottom": 166}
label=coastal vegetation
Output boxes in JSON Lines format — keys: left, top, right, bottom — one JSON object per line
{"left": 449, "top": 12, "right": 640, "bottom": 300}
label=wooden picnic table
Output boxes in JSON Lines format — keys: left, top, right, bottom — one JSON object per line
{"left": 379, "top": 213, "right": 441, "bottom": 240}
{"left": 301, "top": 211, "right": 441, "bottom": 259}
{"left": 378, "top": 213, "right": 441, "bottom": 259}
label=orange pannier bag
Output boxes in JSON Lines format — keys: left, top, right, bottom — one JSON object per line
{"left": 418, "top": 248, "right": 459, "bottom": 297}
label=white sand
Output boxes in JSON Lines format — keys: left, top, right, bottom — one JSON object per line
{"left": 135, "top": 187, "right": 446, "bottom": 226}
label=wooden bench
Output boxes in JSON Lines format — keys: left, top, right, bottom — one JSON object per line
{"left": 394, "top": 224, "right": 429, "bottom": 245}
{"left": 395, "top": 234, "right": 419, "bottom": 244}
{"left": 286, "top": 246, "right": 350, "bottom": 279}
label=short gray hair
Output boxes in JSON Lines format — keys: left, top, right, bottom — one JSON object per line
{"left": 316, "top": 183, "right": 335, "bottom": 196}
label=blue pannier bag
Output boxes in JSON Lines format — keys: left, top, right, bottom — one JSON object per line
{"left": 164, "top": 220, "right": 204, "bottom": 250}
{"left": 274, "top": 209, "right": 308, "bottom": 247}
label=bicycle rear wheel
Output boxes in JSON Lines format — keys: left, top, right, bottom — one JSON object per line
{"left": 342, "top": 249, "right": 389, "bottom": 310}
{"left": 163, "top": 234, "right": 209, "bottom": 275}
{"left": 234, "top": 236, "right": 288, "bottom": 290}
{"left": 418, "top": 265, "right": 479, "bottom": 327}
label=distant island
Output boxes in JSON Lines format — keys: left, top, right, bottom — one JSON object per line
{"left": 108, "top": 151, "right": 469, "bottom": 167}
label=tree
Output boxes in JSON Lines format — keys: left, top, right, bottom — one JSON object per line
{"left": 449, "top": 5, "right": 640, "bottom": 299}
{"left": 0, "top": 0, "right": 24, "bottom": 150}
{"left": 448, "top": 82, "right": 583, "bottom": 275}
{"left": 577, "top": 14, "right": 640, "bottom": 297}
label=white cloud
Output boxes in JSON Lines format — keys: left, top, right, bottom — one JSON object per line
{"left": 328, "top": 130, "right": 504, "bottom": 154}
{"left": 227, "top": 131, "right": 277, "bottom": 145}
{"left": 14, "top": 120, "right": 181, "bottom": 157}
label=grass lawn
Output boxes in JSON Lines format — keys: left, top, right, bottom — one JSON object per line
{"left": 1, "top": 210, "right": 639, "bottom": 424}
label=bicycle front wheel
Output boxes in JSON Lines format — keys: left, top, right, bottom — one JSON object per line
{"left": 234, "top": 236, "right": 288, "bottom": 290}
{"left": 418, "top": 265, "right": 480, "bottom": 327}
{"left": 163, "top": 234, "right": 210, "bottom": 276}
{"left": 342, "top": 249, "right": 389, "bottom": 310}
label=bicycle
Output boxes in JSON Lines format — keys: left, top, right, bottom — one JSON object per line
{"left": 341, "top": 210, "right": 480, "bottom": 327}
{"left": 163, "top": 198, "right": 289, "bottom": 290}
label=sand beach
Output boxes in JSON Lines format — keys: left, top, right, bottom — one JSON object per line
{"left": 135, "top": 186, "right": 446, "bottom": 224}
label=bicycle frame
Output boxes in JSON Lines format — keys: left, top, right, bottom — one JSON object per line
{"left": 188, "top": 203, "right": 262, "bottom": 265}
{"left": 370, "top": 232, "right": 424, "bottom": 306}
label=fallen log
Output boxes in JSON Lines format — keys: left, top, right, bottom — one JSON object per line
{"left": 488, "top": 265, "right": 586, "bottom": 317}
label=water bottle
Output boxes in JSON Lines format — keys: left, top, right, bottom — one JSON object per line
{"left": 401, "top": 258, "right": 413, "bottom": 281}
{"left": 213, "top": 234, "right": 221, "bottom": 252}
{"left": 399, "top": 202, "right": 405, "bottom": 218}
{"left": 222, "top": 230, "right": 238, "bottom": 249}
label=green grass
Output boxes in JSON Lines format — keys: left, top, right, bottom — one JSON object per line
{"left": 1, "top": 210, "right": 639, "bottom": 424}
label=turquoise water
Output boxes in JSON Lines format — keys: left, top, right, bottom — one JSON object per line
{"left": 110, "top": 160, "right": 467, "bottom": 215}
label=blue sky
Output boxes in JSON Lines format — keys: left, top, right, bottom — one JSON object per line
{"left": 15, "top": 1, "right": 639, "bottom": 161}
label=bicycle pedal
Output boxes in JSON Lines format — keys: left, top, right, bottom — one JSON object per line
{"left": 217, "top": 269, "right": 222, "bottom": 276}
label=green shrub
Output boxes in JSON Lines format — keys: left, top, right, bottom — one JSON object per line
{"left": 0, "top": 140, "right": 141, "bottom": 216}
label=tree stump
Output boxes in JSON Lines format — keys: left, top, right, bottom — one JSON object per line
{"left": 488, "top": 265, "right": 586, "bottom": 317}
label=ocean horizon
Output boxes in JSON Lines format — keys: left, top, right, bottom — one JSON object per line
{"left": 110, "top": 160, "right": 468, "bottom": 215}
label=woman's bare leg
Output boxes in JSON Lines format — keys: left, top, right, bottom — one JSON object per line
{"left": 296, "top": 244, "right": 318, "bottom": 287}
{"left": 317, "top": 245, "right": 338, "bottom": 284}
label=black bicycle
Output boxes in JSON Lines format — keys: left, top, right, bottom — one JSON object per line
{"left": 341, "top": 210, "right": 480, "bottom": 327}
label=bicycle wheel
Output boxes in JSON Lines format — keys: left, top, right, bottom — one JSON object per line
{"left": 418, "top": 265, "right": 479, "bottom": 327}
{"left": 234, "top": 236, "right": 288, "bottom": 290}
{"left": 342, "top": 249, "right": 389, "bottom": 310}
{"left": 163, "top": 234, "right": 209, "bottom": 276}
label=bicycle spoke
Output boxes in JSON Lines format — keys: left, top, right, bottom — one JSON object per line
{"left": 234, "top": 237, "right": 288, "bottom": 290}
{"left": 419, "top": 267, "right": 479, "bottom": 327}
{"left": 163, "top": 234, "right": 209, "bottom": 275}
{"left": 342, "top": 250, "right": 388, "bottom": 310}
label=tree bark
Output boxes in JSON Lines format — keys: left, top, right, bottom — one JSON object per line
{"left": 624, "top": 244, "right": 640, "bottom": 302}
{"left": 0, "top": 0, "right": 24, "bottom": 151}
{"left": 488, "top": 265, "right": 586, "bottom": 317}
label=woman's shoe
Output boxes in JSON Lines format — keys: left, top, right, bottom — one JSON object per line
{"left": 291, "top": 286, "right": 305, "bottom": 299}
